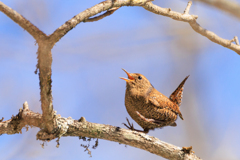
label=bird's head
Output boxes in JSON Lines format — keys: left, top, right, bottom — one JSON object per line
{"left": 120, "top": 69, "right": 153, "bottom": 95}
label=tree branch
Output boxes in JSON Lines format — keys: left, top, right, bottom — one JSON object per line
{"left": 143, "top": 1, "right": 240, "bottom": 55}
{"left": 193, "top": 0, "right": 240, "bottom": 20}
{"left": 0, "top": 102, "right": 44, "bottom": 135}
{"left": 37, "top": 41, "right": 55, "bottom": 133}
{"left": 84, "top": 7, "right": 120, "bottom": 23}
{"left": 0, "top": 1, "right": 46, "bottom": 41}
{"left": 184, "top": 1, "right": 192, "bottom": 15}
{"left": 65, "top": 121, "right": 200, "bottom": 160}
{"left": 0, "top": 3, "right": 55, "bottom": 132}
{"left": 49, "top": 0, "right": 150, "bottom": 43}
{"left": 0, "top": 102, "right": 201, "bottom": 160}
{"left": 188, "top": 21, "right": 240, "bottom": 53}
{"left": 48, "top": 0, "right": 240, "bottom": 55}
{"left": 2, "top": 0, "right": 239, "bottom": 54}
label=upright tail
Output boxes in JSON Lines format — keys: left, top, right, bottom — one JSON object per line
{"left": 169, "top": 75, "right": 190, "bottom": 107}
{"left": 169, "top": 75, "right": 189, "bottom": 120}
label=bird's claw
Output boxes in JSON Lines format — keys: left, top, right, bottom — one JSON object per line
{"left": 123, "top": 117, "right": 149, "bottom": 133}
{"left": 123, "top": 117, "right": 134, "bottom": 130}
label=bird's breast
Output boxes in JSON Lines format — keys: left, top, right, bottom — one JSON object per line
{"left": 125, "top": 90, "right": 149, "bottom": 119}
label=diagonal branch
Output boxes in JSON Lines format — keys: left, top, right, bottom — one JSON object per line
{"left": 64, "top": 121, "right": 200, "bottom": 160}
{"left": 0, "top": 102, "right": 201, "bottom": 160}
{"left": 193, "top": 0, "right": 240, "bottom": 20}
{"left": 49, "top": 0, "right": 150, "bottom": 43}
{"left": 0, "top": 2, "right": 46, "bottom": 41}
{"left": 143, "top": 1, "right": 240, "bottom": 55}
{"left": 189, "top": 21, "right": 240, "bottom": 52}
{"left": 84, "top": 7, "right": 120, "bottom": 23}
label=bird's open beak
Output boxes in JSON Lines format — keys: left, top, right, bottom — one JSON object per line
{"left": 120, "top": 68, "right": 135, "bottom": 82}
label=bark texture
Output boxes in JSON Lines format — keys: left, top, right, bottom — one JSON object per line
{"left": 0, "top": 102, "right": 201, "bottom": 160}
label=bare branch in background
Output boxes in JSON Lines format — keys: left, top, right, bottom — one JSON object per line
{"left": 193, "top": 0, "right": 240, "bottom": 20}
{"left": 143, "top": 1, "right": 240, "bottom": 55}
{"left": 1, "top": 1, "right": 239, "bottom": 54}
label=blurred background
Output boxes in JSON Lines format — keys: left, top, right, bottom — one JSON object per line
{"left": 0, "top": 0, "right": 240, "bottom": 159}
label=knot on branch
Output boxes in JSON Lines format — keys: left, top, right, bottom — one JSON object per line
{"left": 78, "top": 117, "right": 87, "bottom": 122}
{"left": 9, "top": 111, "right": 23, "bottom": 134}
{"left": 230, "top": 36, "right": 239, "bottom": 45}
{"left": 55, "top": 117, "right": 74, "bottom": 138}
{"left": 36, "top": 116, "right": 74, "bottom": 141}
{"left": 36, "top": 130, "right": 57, "bottom": 141}
{"left": 181, "top": 146, "right": 194, "bottom": 154}
{"left": 6, "top": 101, "right": 30, "bottom": 134}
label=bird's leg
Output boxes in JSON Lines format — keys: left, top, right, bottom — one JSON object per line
{"left": 136, "top": 111, "right": 165, "bottom": 124}
{"left": 123, "top": 117, "right": 148, "bottom": 133}
{"left": 136, "top": 111, "right": 155, "bottom": 123}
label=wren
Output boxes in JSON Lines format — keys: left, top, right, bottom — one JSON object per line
{"left": 120, "top": 69, "right": 189, "bottom": 133}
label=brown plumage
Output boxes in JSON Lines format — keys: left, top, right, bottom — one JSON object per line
{"left": 120, "top": 69, "right": 189, "bottom": 133}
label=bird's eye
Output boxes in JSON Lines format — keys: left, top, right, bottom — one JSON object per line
{"left": 138, "top": 76, "right": 142, "bottom": 80}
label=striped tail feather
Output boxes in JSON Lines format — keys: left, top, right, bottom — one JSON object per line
{"left": 169, "top": 75, "right": 189, "bottom": 107}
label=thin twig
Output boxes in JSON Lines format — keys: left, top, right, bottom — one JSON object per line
{"left": 230, "top": 36, "right": 239, "bottom": 45}
{"left": 184, "top": 1, "right": 192, "bottom": 14}
{"left": 235, "top": 36, "right": 239, "bottom": 45}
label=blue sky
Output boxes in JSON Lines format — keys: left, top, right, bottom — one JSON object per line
{"left": 0, "top": 0, "right": 240, "bottom": 159}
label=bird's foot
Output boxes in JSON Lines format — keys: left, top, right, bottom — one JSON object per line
{"left": 123, "top": 117, "right": 134, "bottom": 130}
{"left": 123, "top": 117, "right": 148, "bottom": 133}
